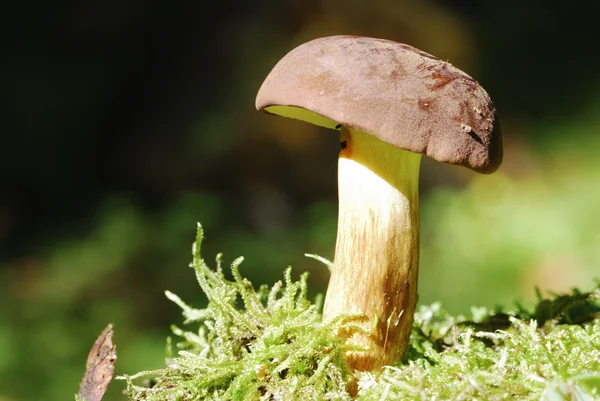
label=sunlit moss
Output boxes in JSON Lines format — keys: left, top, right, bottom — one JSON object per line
{"left": 119, "top": 225, "right": 600, "bottom": 400}
{"left": 359, "top": 303, "right": 600, "bottom": 400}
{"left": 119, "top": 224, "right": 365, "bottom": 400}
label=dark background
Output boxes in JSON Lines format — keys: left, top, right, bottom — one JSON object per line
{"left": 2, "top": 2, "right": 599, "bottom": 400}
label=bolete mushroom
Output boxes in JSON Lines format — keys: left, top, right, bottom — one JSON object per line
{"left": 255, "top": 36, "right": 502, "bottom": 372}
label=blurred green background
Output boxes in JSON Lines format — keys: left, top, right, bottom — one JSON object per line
{"left": 2, "top": 1, "right": 599, "bottom": 400}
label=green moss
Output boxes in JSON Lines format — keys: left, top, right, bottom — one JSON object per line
{"left": 119, "top": 225, "right": 600, "bottom": 400}
{"left": 359, "top": 303, "right": 600, "bottom": 400}
{"left": 119, "top": 225, "right": 365, "bottom": 400}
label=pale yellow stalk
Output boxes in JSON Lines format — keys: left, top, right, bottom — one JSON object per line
{"left": 323, "top": 128, "right": 421, "bottom": 372}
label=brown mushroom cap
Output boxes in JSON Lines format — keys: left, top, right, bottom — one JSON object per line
{"left": 256, "top": 35, "right": 502, "bottom": 173}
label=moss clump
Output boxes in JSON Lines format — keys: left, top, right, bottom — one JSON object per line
{"left": 120, "top": 225, "right": 600, "bottom": 400}
{"left": 119, "top": 225, "right": 365, "bottom": 400}
{"left": 359, "top": 302, "right": 600, "bottom": 400}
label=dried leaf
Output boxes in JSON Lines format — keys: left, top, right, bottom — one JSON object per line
{"left": 77, "top": 324, "right": 117, "bottom": 401}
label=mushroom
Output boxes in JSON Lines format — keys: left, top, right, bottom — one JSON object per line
{"left": 255, "top": 36, "right": 502, "bottom": 372}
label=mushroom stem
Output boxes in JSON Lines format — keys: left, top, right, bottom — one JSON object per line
{"left": 323, "top": 127, "right": 421, "bottom": 372}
